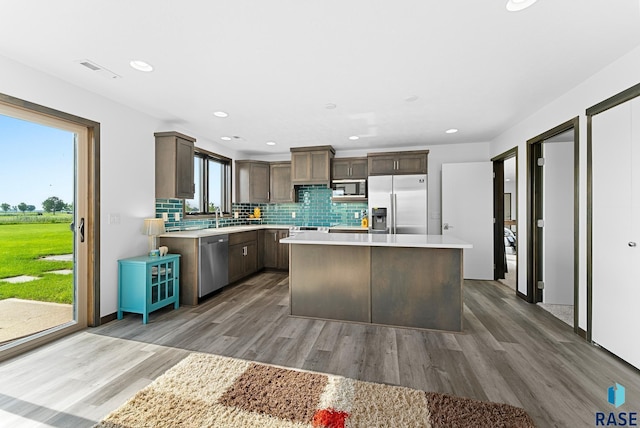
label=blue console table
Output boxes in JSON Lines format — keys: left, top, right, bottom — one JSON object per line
{"left": 118, "top": 254, "right": 180, "bottom": 324}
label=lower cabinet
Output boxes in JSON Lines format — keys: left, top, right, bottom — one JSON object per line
{"left": 264, "top": 229, "right": 289, "bottom": 269}
{"left": 229, "top": 231, "right": 258, "bottom": 283}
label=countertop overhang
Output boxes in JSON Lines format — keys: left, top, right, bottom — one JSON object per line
{"left": 159, "top": 224, "right": 292, "bottom": 238}
{"left": 281, "top": 232, "right": 472, "bottom": 249}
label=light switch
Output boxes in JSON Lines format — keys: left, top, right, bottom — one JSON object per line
{"left": 174, "top": 212, "right": 180, "bottom": 221}
{"left": 354, "top": 212, "right": 359, "bottom": 219}
{"left": 292, "top": 212, "right": 296, "bottom": 218}
{"left": 108, "top": 213, "right": 120, "bottom": 225}
{"left": 162, "top": 212, "right": 169, "bottom": 221}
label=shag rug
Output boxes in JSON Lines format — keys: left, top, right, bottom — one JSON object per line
{"left": 95, "top": 353, "right": 536, "bottom": 428}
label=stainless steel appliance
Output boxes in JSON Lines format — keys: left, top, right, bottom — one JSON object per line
{"left": 370, "top": 207, "right": 388, "bottom": 234}
{"left": 332, "top": 179, "right": 366, "bottom": 199}
{"left": 288, "top": 226, "right": 330, "bottom": 237}
{"left": 199, "top": 234, "right": 229, "bottom": 297}
{"left": 368, "top": 174, "right": 428, "bottom": 234}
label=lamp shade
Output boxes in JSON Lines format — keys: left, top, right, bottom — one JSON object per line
{"left": 141, "top": 218, "right": 166, "bottom": 236}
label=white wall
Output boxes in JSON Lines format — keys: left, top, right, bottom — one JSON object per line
{"left": 490, "top": 44, "right": 640, "bottom": 330}
{"left": 0, "top": 54, "right": 240, "bottom": 317}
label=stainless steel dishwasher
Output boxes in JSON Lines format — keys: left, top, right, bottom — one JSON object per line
{"left": 199, "top": 234, "right": 229, "bottom": 297}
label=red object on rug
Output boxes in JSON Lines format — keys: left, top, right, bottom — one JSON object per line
{"left": 312, "top": 408, "right": 349, "bottom": 428}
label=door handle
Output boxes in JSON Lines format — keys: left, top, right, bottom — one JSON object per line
{"left": 79, "top": 217, "right": 85, "bottom": 242}
{"left": 629, "top": 242, "right": 637, "bottom": 247}
{"left": 443, "top": 223, "right": 453, "bottom": 230}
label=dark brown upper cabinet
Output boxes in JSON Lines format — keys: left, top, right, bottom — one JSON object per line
{"left": 332, "top": 157, "right": 368, "bottom": 180}
{"left": 235, "top": 160, "right": 270, "bottom": 203}
{"left": 290, "top": 145, "right": 335, "bottom": 186}
{"left": 270, "top": 161, "right": 293, "bottom": 203}
{"left": 367, "top": 150, "right": 429, "bottom": 176}
{"left": 155, "top": 131, "right": 196, "bottom": 199}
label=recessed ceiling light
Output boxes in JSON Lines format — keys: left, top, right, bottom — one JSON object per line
{"left": 213, "top": 111, "right": 229, "bottom": 118}
{"left": 129, "top": 60, "right": 153, "bottom": 72}
{"left": 221, "top": 136, "right": 232, "bottom": 141}
{"left": 349, "top": 136, "right": 360, "bottom": 141}
{"left": 445, "top": 128, "right": 459, "bottom": 134}
{"left": 325, "top": 103, "right": 337, "bottom": 109}
{"left": 506, "top": 0, "right": 538, "bottom": 12}
{"left": 266, "top": 141, "right": 276, "bottom": 146}
{"left": 405, "top": 95, "right": 419, "bottom": 102}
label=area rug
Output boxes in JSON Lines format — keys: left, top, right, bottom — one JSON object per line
{"left": 95, "top": 353, "right": 536, "bottom": 428}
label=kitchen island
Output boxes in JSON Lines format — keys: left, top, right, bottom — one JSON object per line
{"left": 280, "top": 232, "right": 472, "bottom": 332}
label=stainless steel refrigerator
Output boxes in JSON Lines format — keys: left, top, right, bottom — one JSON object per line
{"left": 368, "top": 174, "right": 428, "bottom": 234}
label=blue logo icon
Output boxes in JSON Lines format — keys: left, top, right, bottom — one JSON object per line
{"left": 608, "top": 383, "right": 626, "bottom": 408}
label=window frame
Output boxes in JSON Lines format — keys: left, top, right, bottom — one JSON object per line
{"left": 184, "top": 147, "right": 232, "bottom": 217}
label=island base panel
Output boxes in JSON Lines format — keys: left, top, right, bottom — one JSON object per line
{"left": 290, "top": 245, "right": 371, "bottom": 323}
{"left": 371, "top": 247, "right": 462, "bottom": 331}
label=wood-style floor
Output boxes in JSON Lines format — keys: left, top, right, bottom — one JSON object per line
{"left": 0, "top": 272, "right": 639, "bottom": 427}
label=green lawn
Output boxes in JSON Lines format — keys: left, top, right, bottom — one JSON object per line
{"left": 0, "top": 223, "right": 73, "bottom": 303}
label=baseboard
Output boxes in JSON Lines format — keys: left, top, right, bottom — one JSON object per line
{"left": 576, "top": 327, "right": 587, "bottom": 340}
{"left": 98, "top": 312, "right": 118, "bottom": 326}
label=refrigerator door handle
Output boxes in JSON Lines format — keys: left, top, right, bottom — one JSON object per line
{"left": 393, "top": 193, "right": 398, "bottom": 234}
{"left": 389, "top": 193, "right": 396, "bottom": 233}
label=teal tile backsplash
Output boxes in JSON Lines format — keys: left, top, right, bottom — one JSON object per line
{"left": 156, "top": 185, "right": 367, "bottom": 231}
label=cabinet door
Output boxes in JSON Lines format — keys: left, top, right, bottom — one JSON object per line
{"left": 228, "top": 243, "right": 245, "bottom": 283}
{"left": 368, "top": 155, "right": 397, "bottom": 175}
{"left": 270, "top": 163, "right": 293, "bottom": 202}
{"left": 236, "top": 161, "right": 270, "bottom": 203}
{"left": 396, "top": 153, "right": 427, "bottom": 174}
{"left": 251, "top": 163, "right": 270, "bottom": 202}
{"left": 175, "top": 138, "right": 195, "bottom": 198}
{"left": 244, "top": 241, "right": 258, "bottom": 275}
{"left": 310, "top": 151, "right": 330, "bottom": 181}
{"left": 263, "top": 230, "right": 278, "bottom": 268}
{"left": 350, "top": 158, "right": 368, "bottom": 178}
{"left": 291, "top": 152, "right": 310, "bottom": 182}
{"left": 277, "top": 230, "right": 290, "bottom": 269}
{"left": 332, "top": 159, "right": 352, "bottom": 180}
{"left": 256, "top": 230, "right": 265, "bottom": 270}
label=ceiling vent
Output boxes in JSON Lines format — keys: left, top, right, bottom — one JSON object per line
{"left": 77, "top": 59, "right": 121, "bottom": 80}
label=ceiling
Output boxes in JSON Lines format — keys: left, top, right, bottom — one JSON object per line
{"left": 1, "top": 1, "right": 639, "bottom": 156}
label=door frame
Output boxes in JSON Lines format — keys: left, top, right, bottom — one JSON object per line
{"left": 491, "top": 147, "right": 519, "bottom": 295}
{"left": 0, "top": 93, "right": 100, "bottom": 362}
{"left": 586, "top": 82, "right": 640, "bottom": 343}
{"left": 526, "top": 117, "right": 579, "bottom": 334}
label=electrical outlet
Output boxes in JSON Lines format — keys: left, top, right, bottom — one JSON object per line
{"left": 292, "top": 212, "right": 296, "bottom": 218}
{"left": 162, "top": 212, "right": 169, "bottom": 221}
{"left": 354, "top": 212, "right": 359, "bottom": 219}
{"left": 174, "top": 212, "right": 180, "bottom": 221}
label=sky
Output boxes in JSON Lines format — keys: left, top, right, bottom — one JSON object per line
{"left": 0, "top": 114, "right": 74, "bottom": 210}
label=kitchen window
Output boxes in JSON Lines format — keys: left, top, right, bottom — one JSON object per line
{"left": 185, "top": 149, "right": 231, "bottom": 215}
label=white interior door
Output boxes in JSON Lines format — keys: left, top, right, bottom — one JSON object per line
{"left": 542, "top": 140, "right": 574, "bottom": 305}
{"left": 592, "top": 98, "right": 640, "bottom": 370}
{"left": 442, "top": 162, "right": 493, "bottom": 280}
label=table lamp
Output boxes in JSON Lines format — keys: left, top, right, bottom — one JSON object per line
{"left": 142, "top": 218, "right": 165, "bottom": 254}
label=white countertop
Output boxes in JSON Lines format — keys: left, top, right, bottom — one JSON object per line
{"left": 159, "top": 224, "right": 291, "bottom": 238}
{"left": 280, "top": 232, "right": 473, "bottom": 249}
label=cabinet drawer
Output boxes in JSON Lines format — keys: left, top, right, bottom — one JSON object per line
{"left": 229, "top": 230, "right": 258, "bottom": 245}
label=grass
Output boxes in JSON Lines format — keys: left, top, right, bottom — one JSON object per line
{"left": 0, "top": 212, "right": 73, "bottom": 225}
{"left": 0, "top": 223, "right": 73, "bottom": 304}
